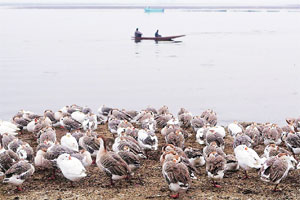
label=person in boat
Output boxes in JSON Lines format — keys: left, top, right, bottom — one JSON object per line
{"left": 155, "top": 30, "right": 161, "bottom": 37}
{"left": 135, "top": 28, "right": 143, "bottom": 37}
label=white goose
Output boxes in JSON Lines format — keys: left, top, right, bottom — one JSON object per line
{"left": 57, "top": 153, "right": 87, "bottom": 182}
{"left": 61, "top": 133, "right": 79, "bottom": 152}
{"left": 234, "top": 145, "right": 261, "bottom": 179}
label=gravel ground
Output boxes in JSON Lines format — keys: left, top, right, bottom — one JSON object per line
{"left": 1, "top": 124, "right": 300, "bottom": 200}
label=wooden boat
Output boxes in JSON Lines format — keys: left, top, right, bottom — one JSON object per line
{"left": 134, "top": 35, "right": 185, "bottom": 41}
{"left": 144, "top": 7, "right": 164, "bottom": 13}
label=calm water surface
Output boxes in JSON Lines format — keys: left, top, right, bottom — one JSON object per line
{"left": 0, "top": 8, "right": 299, "bottom": 124}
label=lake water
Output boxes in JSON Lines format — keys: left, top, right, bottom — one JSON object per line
{"left": 0, "top": 8, "right": 299, "bottom": 125}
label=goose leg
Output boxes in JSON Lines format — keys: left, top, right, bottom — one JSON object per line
{"left": 170, "top": 193, "right": 179, "bottom": 199}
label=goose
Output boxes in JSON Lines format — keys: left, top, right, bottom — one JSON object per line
{"left": 71, "top": 149, "right": 93, "bottom": 168}
{"left": 16, "top": 144, "right": 34, "bottom": 162}
{"left": 228, "top": 121, "right": 243, "bottom": 137}
{"left": 61, "top": 133, "right": 79, "bottom": 152}
{"left": 155, "top": 113, "right": 173, "bottom": 128}
{"left": 60, "top": 116, "right": 81, "bottom": 132}
{"left": 82, "top": 106, "right": 92, "bottom": 114}
{"left": 191, "top": 116, "right": 205, "bottom": 133}
{"left": 284, "top": 132, "right": 300, "bottom": 155}
{"left": 71, "top": 111, "right": 87, "bottom": 123}
{"left": 3, "top": 160, "right": 35, "bottom": 191}
{"left": 234, "top": 145, "right": 261, "bottom": 179}
{"left": 2, "top": 133, "right": 17, "bottom": 149}
{"left": 201, "top": 109, "right": 217, "bottom": 126}
{"left": 108, "top": 118, "right": 121, "bottom": 135}
{"left": 79, "top": 135, "right": 100, "bottom": 158}
{"left": 262, "top": 125, "right": 282, "bottom": 145}
{"left": 208, "top": 126, "right": 226, "bottom": 138}
{"left": 260, "top": 153, "right": 293, "bottom": 191}
{"left": 0, "top": 123, "right": 18, "bottom": 136}
{"left": 112, "top": 136, "right": 146, "bottom": 159}
{"left": 138, "top": 129, "right": 158, "bottom": 157}
{"left": 161, "top": 144, "right": 198, "bottom": 180}
{"left": 26, "top": 119, "right": 38, "bottom": 133}
{"left": 141, "top": 119, "right": 157, "bottom": 133}
{"left": 108, "top": 109, "right": 132, "bottom": 121}
{"left": 122, "top": 109, "right": 138, "bottom": 119}
{"left": 178, "top": 111, "right": 192, "bottom": 129}
{"left": 196, "top": 126, "right": 208, "bottom": 145}
{"left": 12, "top": 116, "right": 30, "bottom": 129}
{"left": 161, "top": 154, "right": 190, "bottom": 199}
{"left": 206, "top": 151, "right": 226, "bottom": 188}
{"left": 224, "top": 154, "right": 239, "bottom": 172}
{"left": 161, "top": 124, "right": 181, "bottom": 137}
{"left": 96, "top": 136, "right": 131, "bottom": 186}
{"left": 0, "top": 120, "right": 19, "bottom": 131}
{"left": 203, "top": 141, "right": 226, "bottom": 160}
{"left": 98, "top": 105, "right": 113, "bottom": 116}
{"left": 205, "top": 129, "right": 225, "bottom": 150}
{"left": 233, "top": 133, "right": 254, "bottom": 149}
{"left": 133, "top": 111, "right": 155, "bottom": 125}
{"left": 85, "top": 113, "right": 98, "bottom": 131}
{"left": 165, "top": 130, "right": 185, "bottom": 148}
{"left": 72, "top": 131, "right": 85, "bottom": 143}
{"left": 39, "top": 128, "right": 57, "bottom": 145}
{"left": 8, "top": 139, "right": 23, "bottom": 153}
{"left": 244, "top": 124, "right": 261, "bottom": 146}
{"left": 184, "top": 147, "right": 205, "bottom": 167}
{"left": 0, "top": 146, "right": 19, "bottom": 176}
{"left": 158, "top": 105, "right": 170, "bottom": 115}
{"left": 57, "top": 153, "right": 86, "bottom": 183}
{"left": 44, "top": 110, "right": 57, "bottom": 124}
{"left": 145, "top": 106, "right": 158, "bottom": 115}
{"left": 117, "top": 145, "right": 140, "bottom": 174}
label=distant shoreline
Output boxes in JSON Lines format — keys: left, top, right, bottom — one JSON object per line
{"left": 1, "top": 4, "right": 300, "bottom": 10}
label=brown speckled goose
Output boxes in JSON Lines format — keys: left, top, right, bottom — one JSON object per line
{"left": 191, "top": 116, "right": 205, "bottom": 133}
{"left": 205, "top": 130, "right": 225, "bottom": 149}
{"left": 2, "top": 133, "right": 17, "bottom": 149}
{"left": 260, "top": 153, "right": 293, "bottom": 191}
{"left": 108, "top": 109, "right": 132, "bottom": 121}
{"left": 161, "top": 144, "right": 198, "bottom": 180}
{"left": 96, "top": 136, "right": 131, "bottom": 186}
{"left": 162, "top": 154, "right": 191, "bottom": 199}
{"left": 117, "top": 146, "right": 140, "bottom": 174}
{"left": 165, "top": 130, "right": 185, "bottom": 148}
{"left": 203, "top": 141, "right": 226, "bottom": 159}
{"left": 0, "top": 146, "right": 19, "bottom": 176}
{"left": 201, "top": 109, "right": 217, "bottom": 126}
{"left": 155, "top": 113, "right": 174, "bottom": 128}
{"left": 224, "top": 154, "right": 239, "bottom": 172}
{"left": 233, "top": 133, "right": 254, "bottom": 149}
{"left": 184, "top": 147, "right": 205, "bottom": 167}
{"left": 206, "top": 151, "right": 226, "bottom": 188}
{"left": 79, "top": 135, "right": 100, "bottom": 158}
{"left": 178, "top": 112, "right": 192, "bottom": 129}
{"left": 3, "top": 160, "right": 35, "bottom": 191}
{"left": 38, "top": 128, "right": 57, "bottom": 145}
{"left": 158, "top": 105, "right": 170, "bottom": 115}
{"left": 262, "top": 125, "right": 282, "bottom": 145}
{"left": 245, "top": 124, "right": 261, "bottom": 147}
{"left": 60, "top": 116, "right": 81, "bottom": 132}
{"left": 284, "top": 132, "right": 300, "bottom": 155}
{"left": 113, "top": 136, "right": 146, "bottom": 159}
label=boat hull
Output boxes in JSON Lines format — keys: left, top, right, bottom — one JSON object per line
{"left": 134, "top": 35, "right": 185, "bottom": 41}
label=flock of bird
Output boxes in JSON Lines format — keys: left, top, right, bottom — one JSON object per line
{"left": 0, "top": 104, "right": 300, "bottom": 198}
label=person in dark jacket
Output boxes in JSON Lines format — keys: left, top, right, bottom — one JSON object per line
{"left": 135, "top": 28, "right": 143, "bottom": 37}
{"left": 155, "top": 30, "right": 161, "bottom": 37}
